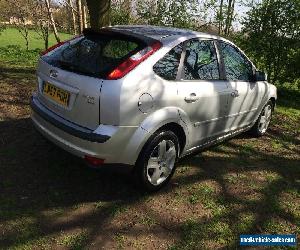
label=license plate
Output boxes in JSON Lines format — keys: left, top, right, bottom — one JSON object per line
{"left": 43, "top": 82, "right": 70, "bottom": 107}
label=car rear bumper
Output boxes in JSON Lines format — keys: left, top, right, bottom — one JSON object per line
{"left": 30, "top": 95, "right": 139, "bottom": 165}
{"left": 31, "top": 96, "right": 110, "bottom": 143}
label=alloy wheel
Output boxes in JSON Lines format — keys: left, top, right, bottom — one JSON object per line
{"left": 146, "top": 139, "right": 176, "bottom": 186}
{"left": 258, "top": 104, "right": 272, "bottom": 134}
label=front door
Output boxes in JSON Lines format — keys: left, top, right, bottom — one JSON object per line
{"left": 218, "top": 41, "right": 263, "bottom": 131}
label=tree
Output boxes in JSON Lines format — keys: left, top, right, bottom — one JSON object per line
{"left": 218, "top": 0, "right": 224, "bottom": 34}
{"left": 200, "top": 0, "right": 237, "bottom": 36}
{"left": 224, "top": 0, "right": 235, "bottom": 36}
{"left": 0, "top": 0, "right": 5, "bottom": 36}
{"left": 240, "top": 0, "right": 300, "bottom": 82}
{"left": 136, "top": 0, "right": 197, "bottom": 29}
{"left": 86, "top": 0, "right": 111, "bottom": 29}
{"left": 76, "top": 0, "right": 83, "bottom": 33}
{"left": 54, "top": 0, "right": 87, "bottom": 33}
{"left": 32, "top": 0, "right": 50, "bottom": 49}
{"left": 3, "top": 0, "right": 35, "bottom": 50}
{"left": 67, "top": 0, "right": 77, "bottom": 35}
{"left": 45, "top": 0, "right": 61, "bottom": 42}
{"left": 111, "top": 0, "right": 132, "bottom": 25}
{"left": 82, "top": 0, "right": 88, "bottom": 29}
{"left": 0, "top": 0, "right": 6, "bottom": 34}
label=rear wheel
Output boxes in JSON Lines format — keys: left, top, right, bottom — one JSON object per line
{"left": 250, "top": 101, "right": 273, "bottom": 136}
{"left": 134, "top": 130, "right": 179, "bottom": 192}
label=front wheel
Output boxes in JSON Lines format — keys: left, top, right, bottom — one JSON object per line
{"left": 249, "top": 100, "right": 273, "bottom": 136}
{"left": 134, "top": 130, "right": 179, "bottom": 192}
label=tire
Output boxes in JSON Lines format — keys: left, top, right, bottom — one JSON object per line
{"left": 134, "top": 130, "right": 179, "bottom": 192}
{"left": 249, "top": 100, "right": 273, "bottom": 137}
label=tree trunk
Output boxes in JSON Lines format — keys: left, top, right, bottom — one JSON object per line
{"left": 18, "top": 21, "right": 29, "bottom": 50}
{"left": 76, "top": 0, "right": 83, "bottom": 33}
{"left": 224, "top": 0, "right": 235, "bottom": 36}
{"left": 224, "top": 0, "right": 231, "bottom": 35}
{"left": 68, "top": 0, "right": 77, "bottom": 35}
{"left": 45, "top": 36, "right": 49, "bottom": 49}
{"left": 25, "top": 33, "right": 29, "bottom": 50}
{"left": 44, "top": 0, "right": 60, "bottom": 42}
{"left": 82, "top": 0, "right": 88, "bottom": 29}
{"left": 218, "top": 0, "right": 224, "bottom": 34}
{"left": 39, "top": 22, "right": 49, "bottom": 49}
{"left": 44, "top": 26, "right": 49, "bottom": 49}
{"left": 23, "top": 25, "right": 29, "bottom": 50}
{"left": 86, "top": 0, "right": 110, "bottom": 30}
{"left": 228, "top": 0, "right": 235, "bottom": 34}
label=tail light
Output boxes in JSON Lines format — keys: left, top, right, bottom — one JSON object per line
{"left": 40, "top": 35, "right": 82, "bottom": 56}
{"left": 84, "top": 155, "right": 105, "bottom": 166}
{"left": 107, "top": 41, "right": 162, "bottom": 80}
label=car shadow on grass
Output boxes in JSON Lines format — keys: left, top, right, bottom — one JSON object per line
{"left": 0, "top": 61, "right": 299, "bottom": 248}
{"left": 0, "top": 117, "right": 299, "bottom": 249}
{"left": 0, "top": 65, "right": 36, "bottom": 76}
{"left": 0, "top": 87, "right": 299, "bottom": 250}
{"left": 0, "top": 117, "right": 148, "bottom": 247}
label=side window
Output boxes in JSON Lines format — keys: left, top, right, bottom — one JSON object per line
{"left": 220, "top": 42, "right": 253, "bottom": 81}
{"left": 153, "top": 44, "right": 183, "bottom": 80}
{"left": 183, "top": 40, "right": 219, "bottom": 80}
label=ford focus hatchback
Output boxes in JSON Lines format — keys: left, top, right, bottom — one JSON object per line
{"left": 31, "top": 25, "right": 277, "bottom": 191}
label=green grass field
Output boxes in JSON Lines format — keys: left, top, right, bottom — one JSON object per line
{"left": 0, "top": 27, "right": 299, "bottom": 249}
{"left": 0, "top": 28, "right": 72, "bottom": 67}
{"left": 0, "top": 27, "right": 72, "bottom": 50}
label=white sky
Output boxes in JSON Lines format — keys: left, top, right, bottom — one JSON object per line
{"left": 233, "top": 3, "right": 251, "bottom": 30}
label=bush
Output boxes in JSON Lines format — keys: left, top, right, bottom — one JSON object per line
{"left": 275, "top": 79, "right": 300, "bottom": 109}
{"left": 276, "top": 79, "right": 300, "bottom": 94}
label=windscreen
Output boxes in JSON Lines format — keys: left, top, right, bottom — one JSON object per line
{"left": 42, "top": 34, "right": 143, "bottom": 78}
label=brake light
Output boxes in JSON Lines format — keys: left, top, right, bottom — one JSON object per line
{"left": 84, "top": 155, "right": 105, "bottom": 166}
{"left": 107, "top": 41, "right": 162, "bottom": 80}
{"left": 40, "top": 35, "right": 82, "bottom": 56}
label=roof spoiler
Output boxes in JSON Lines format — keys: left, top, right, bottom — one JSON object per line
{"left": 82, "top": 28, "right": 158, "bottom": 46}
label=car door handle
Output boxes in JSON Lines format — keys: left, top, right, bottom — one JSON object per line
{"left": 231, "top": 90, "right": 239, "bottom": 97}
{"left": 184, "top": 93, "right": 199, "bottom": 103}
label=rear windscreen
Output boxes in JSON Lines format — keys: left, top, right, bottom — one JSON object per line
{"left": 42, "top": 34, "right": 143, "bottom": 78}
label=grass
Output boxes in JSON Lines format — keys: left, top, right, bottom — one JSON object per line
{"left": 0, "top": 27, "right": 72, "bottom": 50}
{"left": 57, "top": 230, "right": 89, "bottom": 250}
{"left": 0, "top": 34, "right": 299, "bottom": 249}
{"left": 0, "top": 28, "right": 72, "bottom": 68}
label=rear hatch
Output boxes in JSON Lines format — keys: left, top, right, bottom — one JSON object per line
{"left": 36, "top": 30, "right": 147, "bottom": 130}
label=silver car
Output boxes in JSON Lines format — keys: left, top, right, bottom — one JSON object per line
{"left": 31, "top": 25, "right": 277, "bottom": 191}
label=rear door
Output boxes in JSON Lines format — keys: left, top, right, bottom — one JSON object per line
{"left": 176, "top": 39, "right": 229, "bottom": 148}
{"left": 37, "top": 34, "right": 141, "bottom": 130}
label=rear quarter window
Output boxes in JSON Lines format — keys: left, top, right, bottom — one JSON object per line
{"left": 153, "top": 44, "right": 183, "bottom": 80}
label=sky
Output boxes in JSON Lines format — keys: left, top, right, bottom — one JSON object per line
{"left": 233, "top": 3, "right": 251, "bottom": 30}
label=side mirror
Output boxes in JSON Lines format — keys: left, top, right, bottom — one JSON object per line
{"left": 254, "top": 70, "right": 267, "bottom": 81}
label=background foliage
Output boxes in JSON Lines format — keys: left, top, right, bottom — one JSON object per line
{"left": 0, "top": 0, "right": 299, "bottom": 86}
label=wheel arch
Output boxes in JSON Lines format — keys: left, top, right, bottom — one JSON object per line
{"left": 157, "top": 122, "right": 186, "bottom": 155}
{"left": 120, "top": 107, "right": 189, "bottom": 166}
